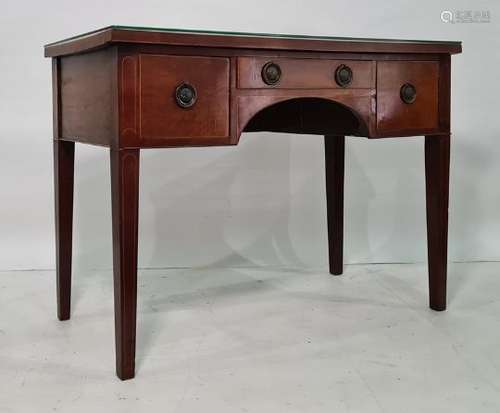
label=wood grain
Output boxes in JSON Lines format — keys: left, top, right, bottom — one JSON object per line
{"left": 139, "top": 54, "right": 230, "bottom": 142}
{"left": 60, "top": 47, "right": 118, "bottom": 146}
{"left": 376, "top": 61, "right": 439, "bottom": 135}
{"left": 237, "top": 57, "right": 374, "bottom": 89}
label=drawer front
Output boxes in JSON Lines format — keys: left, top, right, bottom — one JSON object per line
{"left": 237, "top": 57, "right": 374, "bottom": 89}
{"left": 376, "top": 61, "right": 439, "bottom": 134}
{"left": 139, "top": 54, "right": 230, "bottom": 140}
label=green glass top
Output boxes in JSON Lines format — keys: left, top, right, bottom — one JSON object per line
{"left": 46, "top": 25, "right": 461, "bottom": 47}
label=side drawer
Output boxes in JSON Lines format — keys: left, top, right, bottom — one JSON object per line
{"left": 237, "top": 57, "right": 375, "bottom": 89}
{"left": 376, "top": 61, "right": 439, "bottom": 134}
{"left": 139, "top": 54, "right": 230, "bottom": 140}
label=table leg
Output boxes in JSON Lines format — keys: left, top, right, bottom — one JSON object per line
{"left": 54, "top": 139, "right": 75, "bottom": 321}
{"left": 425, "top": 134, "right": 450, "bottom": 311}
{"left": 324, "top": 135, "right": 345, "bottom": 275}
{"left": 110, "top": 148, "right": 140, "bottom": 380}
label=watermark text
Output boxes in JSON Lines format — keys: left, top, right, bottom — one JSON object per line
{"left": 441, "top": 10, "right": 491, "bottom": 24}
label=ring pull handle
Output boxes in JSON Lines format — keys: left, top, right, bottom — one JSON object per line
{"left": 400, "top": 83, "right": 417, "bottom": 104}
{"left": 175, "top": 82, "right": 197, "bottom": 108}
{"left": 261, "top": 62, "right": 282, "bottom": 85}
{"left": 335, "top": 64, "right": 353, "bottom": 87}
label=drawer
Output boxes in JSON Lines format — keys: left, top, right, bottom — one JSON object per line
{"left": 376, "top": 61, "right": 439, "bottom": 134}
{"left": 139, "top": 54, "right": 230, "bottom": 140}
{"left": 237, "top": 57, "right": 375, "bottom": 89}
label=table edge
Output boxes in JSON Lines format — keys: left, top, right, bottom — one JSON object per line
{"left": 44, "top": 26, "right": 462, "bottom": 57}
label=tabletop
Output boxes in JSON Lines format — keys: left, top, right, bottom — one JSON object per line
{"left": 44, "top": 25, "right": 462, "bottom": 57}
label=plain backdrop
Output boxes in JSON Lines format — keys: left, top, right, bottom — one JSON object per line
{"left": 0, "top": 0, "right": 499, "bottom": 271}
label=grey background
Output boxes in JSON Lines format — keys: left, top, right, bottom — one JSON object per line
{"left": 1, "top": 0, "right": 498, "bottom": 270}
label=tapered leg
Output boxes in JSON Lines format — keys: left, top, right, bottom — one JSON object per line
{"left": 425, "top": 134, "right": 450, "bottom": 311}
{"left": 110, "top": 148, "right": 140, "bottom": 380}
{"left": 54, "top": 140, "right": 75, "bottom": 321}
{"left": 324, "top": 135, "right": 345, "bottom": 275}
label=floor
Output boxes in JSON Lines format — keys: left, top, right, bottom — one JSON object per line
{"left": 1, "top": 262, "right": 499, "bottom": 413}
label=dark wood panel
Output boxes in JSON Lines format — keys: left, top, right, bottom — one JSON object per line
{"left": 60, "top": 47, "right": 118, "bottom": 147}
{"left": 139, "top": 54, "right": 230, "bottom": 142}
{"left": 376, "top": 61, "right": 439, "bottom": 134}
{"left": 238, "top": 57, "right": 374, "bottom": 89}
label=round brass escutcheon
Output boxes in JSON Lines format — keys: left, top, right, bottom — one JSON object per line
{"left": 400, "top": 83, "right": 417, "bottom": 104}
{"left": 261, "top": 62, "right": 282, "bottom": 85}
{"left": 175, "top": 82, "right": 197, "bottom": 108}
{"left": 335, "top": 64, "right": 353, "bottom": 87}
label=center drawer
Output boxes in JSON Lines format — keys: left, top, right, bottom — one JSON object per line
{"left": 237, "top": 57, "right": 375, "bottom": 89}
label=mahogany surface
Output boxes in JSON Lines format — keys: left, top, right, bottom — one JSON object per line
{"left": 139, "top": 54, "right": 230, "bottom": 141}
{"left": 237, "top": 57, "right": 375, "bottom": 89}
{"left": 60, "top": 48, "right": 118, "bottom": 147}
{"left": 377, "top": 61, "right": 439, "bottom": 134}
{"left": 46, "top": 26, "right": 461, "bottom": 380}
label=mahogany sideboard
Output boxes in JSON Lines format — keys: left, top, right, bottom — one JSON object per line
{"left": 44, "top": 26, "right": 462, "bottom": 380}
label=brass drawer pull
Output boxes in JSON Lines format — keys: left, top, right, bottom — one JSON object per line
{"left": 400, "top": 83, "right": 417, "bottom": 104}
{"left": 335, "top": 64, "right": 353, "bottom": 87}
{"left": 175, "top": 82, "right": 197, "bottom": 108}
{"left": 261, "top": 61, "right": 282, "bottom": 85}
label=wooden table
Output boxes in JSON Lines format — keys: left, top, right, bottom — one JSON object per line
{"left": 45, "top": 26, "right": 462, "bottom": 380}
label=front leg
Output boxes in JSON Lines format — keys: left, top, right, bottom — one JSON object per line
{"left": 324, "top": 135, "right": 345, "bottom": 275}
{"left": 54, "top": 139, "right": 75, "bottom": 320}
{"left": 110, "top": 148, "right": 140, "bottom": 379}
{"left": 425, "top": 134, "right": 450, "bottom": 311}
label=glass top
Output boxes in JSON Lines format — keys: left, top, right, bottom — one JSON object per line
{"left": 47, "top": 25, "right": 461, "bottom": 47}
